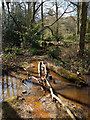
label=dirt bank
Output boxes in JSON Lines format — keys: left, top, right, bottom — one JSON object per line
{"left": 2, "top": 55, "right": 89, "bottom": 119}
{"left": 1, "top": 93, "right": 88, "bottom": 119}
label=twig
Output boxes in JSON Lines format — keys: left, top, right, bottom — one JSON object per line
{"left": 44, "top": 78, "right": 76, "bottom": 120}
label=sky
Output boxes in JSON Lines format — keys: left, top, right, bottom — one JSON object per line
{"left": 0, "top": 1, "right": 1, "bottom": 13}
{"left": 43, "top": 1, "right": 76, "bottom": 17}
{"left": 1, "top": 0, "right": 90, "bottom": 2}
{"left": 0, "top": 0, "right": 76, "bottom": 17}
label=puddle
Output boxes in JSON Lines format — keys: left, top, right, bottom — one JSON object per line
{"left": 1, "top": 66, "right": 50, "bottom": 118}
{"left": 1, "top": 60, "right": 89, "bottom": 118}
{"left": 49, "top": 70, "right": 90, "bottom": 106}
{"left": 1, "top": 73, "right": 26, "bottom": 102}
{"left": 57, "top": 65, "right": 61, "bottom": 68}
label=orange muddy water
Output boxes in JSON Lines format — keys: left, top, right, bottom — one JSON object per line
{"left": 0, "top": 61, "right": 90, "bottom": 118}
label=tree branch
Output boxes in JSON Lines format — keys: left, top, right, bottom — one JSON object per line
{"left": 70, "top": 2, "right": 78, "bottom": 7}
{"left": 37, "top": 61, "right": 76, "bottom": 120}
{"left": 35, "top": 0, "right": 47, "bottom": 14}
{"left": 31, "top": 0, "right": 47, "bottom": 23}
{"left": 35, "top": 4, "right": 76, "bottom": 38}
{"left": 6, "top": 2, "right": 21, "bottom": 31}
{"left": 67, "top": 1, "right": 79, "bottom": 7}
{"left": 47, "top": 4, "right": 71, "bottom": 27}
{"left": 36, "top": 4, "right": 72, "bottom": 36}
{"left": 65, "top": 8, "right": 76, "bottom": 13}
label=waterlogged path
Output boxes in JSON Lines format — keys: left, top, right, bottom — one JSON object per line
{"left": 0, "top": 60, "right": 89, "bottom": 118}
{"left": 1, "top": 71, "right": 50, "bottom": 118}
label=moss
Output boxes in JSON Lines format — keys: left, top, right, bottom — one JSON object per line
{"left": 47, "top": 63, "right": 88, "bottom": 86}
{"left": 6, "top": 96, "right": 16, "bottom": 103}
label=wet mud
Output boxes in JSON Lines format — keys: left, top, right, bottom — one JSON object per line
{"left": 1, "top": 60, "right": 89, "bottom": 119}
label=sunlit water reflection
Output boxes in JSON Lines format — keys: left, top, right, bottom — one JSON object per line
{"left": 0, "top": 61, "right": 90, "bottom": 107}
{"left": 0, "top": 69, "right": 50, "bottom": 118}
{"left": 0, "top": 72, "right": 30, "bottom": 102}
{"left": 49, "top": 70, "right": 90, "bottom": 106}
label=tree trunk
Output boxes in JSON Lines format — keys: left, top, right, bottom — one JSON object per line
{"left": 24, "top": 3, "right": 27, "bottom": 27}
{"left": 56, "top": 0, "right": 59, "bottom": 42}
{"left": 76, "top": 2, "right": 80, "bottom": 35}
{"left": 79, "top": 2, "right": 88, "bottom": 57}
{"left": 41, "top": 0, "right": 44, "bottom": 40}
{"left": 6, "top": 2, "right": 20, "bottom": 31}
{"left": 27, "top": 2, "right": 32, "bottom": 28}
{"left": 31, "top": 2, "right": 36, "bottom": 28}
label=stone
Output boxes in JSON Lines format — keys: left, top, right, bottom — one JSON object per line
{"left": 22, "top": 90, "right": 27, "bottom": 94}
{"left": 49, "top": 75, "right": 52, "bottom": 80}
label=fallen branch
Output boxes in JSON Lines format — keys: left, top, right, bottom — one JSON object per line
{"left": 25, "top": 63, "right": 76, "bottom": 119}
{"left": 47, "top": 63, "right": 88, "bottom": 86}
{"left": 44, "top": 78, "right": 76, "bottom": 120}
{"left": 37, "top": 61, "right": 76, "bottom": 120}
{"left": 38, "top": 61, "right": 47, "bottom": 79}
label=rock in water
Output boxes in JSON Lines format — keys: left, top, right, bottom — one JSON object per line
{"left": 22, "top": 90, "right": 27, "bottom": 94}
{"left": 49, "top": 75, "right": 52, "bottom": 80}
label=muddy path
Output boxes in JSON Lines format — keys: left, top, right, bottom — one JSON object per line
{"left": 1, "top": 60, "right": 89, "bottom": 119}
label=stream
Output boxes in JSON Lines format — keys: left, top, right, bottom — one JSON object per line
{"left": 0, "top": 61, "right": 90, "bottom": 118}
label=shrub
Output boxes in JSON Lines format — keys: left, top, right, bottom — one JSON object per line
{"left": 47, "top": 47, "right": 61, "bottom": 59}
{"left": 16, "top": 23, "right": 41, "bottom": 49}
{"left": 30, "top": 48, "right": 39, "bottom": 55}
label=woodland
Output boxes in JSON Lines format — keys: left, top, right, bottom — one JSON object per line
{"left": 2, "top": 1, "right": 90, "bottom": 74}
{"left": 1, "top": 0, "right": 90, "bottom": 119}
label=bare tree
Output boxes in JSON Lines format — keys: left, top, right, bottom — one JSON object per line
{"left": 41, "top": 0, "right": 44, "bottom": 40}
{"left": 6, "top": 2, "right": 21, "bottom": 31}
{"left": 68, "top": 1, "right": 80, "bottom": 35}
{"left": 79, "top": 2, "right": 88, "bottom": 57}
{"left": 76, "top": 2, "right": 80, "bottom": 35}
{"left": 31, "top": 2, "right": 36, "bottom": 28}
{"left": 27, "top": 2, "right": 32, "bottom": 28}
{"left": 56, "top": 0, "right": 59, "bottom": 42}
